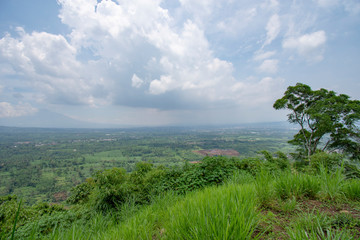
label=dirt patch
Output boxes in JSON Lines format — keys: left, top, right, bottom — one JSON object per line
{"left": 257, "top": 199, "right": 360, "bottom": 239}
{"left": 299, "top": 199, "right": 360, "bottom": 219}
{"left": 193, "top": 149, "right": 240, "bottom": 156}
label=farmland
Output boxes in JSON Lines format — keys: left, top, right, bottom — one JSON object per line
{"left": 0, "top": 124, "right": 296, "bottom": 204}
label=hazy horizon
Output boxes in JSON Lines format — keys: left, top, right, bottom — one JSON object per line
{"left": 0, "top": 108, "right": 295, "bottom": 129}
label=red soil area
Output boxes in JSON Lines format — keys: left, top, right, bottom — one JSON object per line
{"left": 193, "top": 149, "right": 240, "bottom": 156}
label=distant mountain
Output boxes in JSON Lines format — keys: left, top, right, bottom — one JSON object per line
{"left": 0, "top": 109, "right": 296, "bottom": 129}
{"left": 0, "top": 109, "right": 121, "bottom": 128}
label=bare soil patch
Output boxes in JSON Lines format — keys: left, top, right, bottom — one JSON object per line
{"left": 193, "top": 149, "right": 240, "bottom": 156}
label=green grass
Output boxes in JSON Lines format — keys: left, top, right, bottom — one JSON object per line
{"left": 274, "top": 171, "right": 320, "bottom": 200}
{"left": 342, "top": 179, "right": 360, "bottom": 201}
{"left": 286, "top": 211, "right": 355, "bottom": 240}
{"left": 164, "top": 183, "right": 261, "bottom": 240}
{"left": 6, "top": 158, "right": 360, "bottom": 240}
{"left": 41, "top": 183, "right": 262, "bottom": 240}
{"left": 319, "top": 165, "right": 345, "bottom": 200}
{"left": 255, "top": 168, "right": 274, "bottom": 206}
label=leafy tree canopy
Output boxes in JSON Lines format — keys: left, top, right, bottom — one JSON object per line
{"left": 273, "top": 83, "right": 360, "bottom": 160}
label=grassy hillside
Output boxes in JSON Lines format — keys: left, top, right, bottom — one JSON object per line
{"left": 1, "top": 153, "right": 360, "bottom": 239}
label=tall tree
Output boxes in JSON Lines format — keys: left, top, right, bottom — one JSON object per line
{"left": 273, "top": 83, "right": 360, "bottom": 160}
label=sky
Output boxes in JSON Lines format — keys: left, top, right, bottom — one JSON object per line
{"left": 0, "top": 0, "right": 360, "bottom": 127}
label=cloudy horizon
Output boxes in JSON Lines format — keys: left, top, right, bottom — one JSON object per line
{"left": 1, "top": 0, "right": 359, "bottom": 127}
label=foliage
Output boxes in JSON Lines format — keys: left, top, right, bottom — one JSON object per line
{"left": 260, "top": 150, "right": 290, "bottom": 171}
{"left": 274, "top": 171, "right": 321, "bottom": 200}
{"left": 273, "top": 83, "right": 360, "bottom": 160}
{"left": 1, "top": 143, "right": 359, "bottom": 239}
{"left": 286, "top": 211, "right": 354, "bottom": 240}
{"left": 318, "top": 164, "right": 345, "bottom": 200}
{"left": 89, "top": 168, "right": 129, "bottom": 212}
{"left": 341, "top": 179, "right": 360, "bottom": 200}
{"left": 0, "top": 126, "right": 295, "bottom": 205}
{"left": 164, "top": 184, "right": 261, "bottom": 240}
{"left": 0, "top": 195, "right": 68, "bottom": 239}
{"left": 309, "top": 152, "right": 343, "bottom": 172}
{"left": 66, "top": 178, "right": 95, "bottom": 204}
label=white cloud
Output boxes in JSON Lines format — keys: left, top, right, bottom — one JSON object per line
{"left": 258, "top": 59, "right": 279, "bottom": 74}
{"left": 149, "top": 75, "right": 174, "bottom": 95}
{"left": 131, "top": 74, "right": 144, "bottom": 88}
{"left": 3, "top": 0, "right": 349, "bottom": 125}
{"left": 253, "top": 51, "right": 276, "bottom": 61}
{"left": 264, "top": 14, "right": 280, "bottom": 46}
{"left": 0, "top": 102, "right": 38, "bottom": 118}
{"left": 283, "top": 30, "right": 327, "bottom": 62}
{"left": 0, "top": 29, "right": 104, "bottom": 106}
{"left": 231, "top": 77, "right": 285, "bottom": 106}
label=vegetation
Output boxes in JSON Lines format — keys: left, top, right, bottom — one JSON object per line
{"left": 0, "top": 125, "right": 295, "bottom": 204}
{"left": 274, "top": 83, "right": 360, "bottom": 160}
{"left": 1, "top": 83, "right": 359, "bottom": 239}
{"left": 1, "top": 152, "right": 360, "bottom": 239}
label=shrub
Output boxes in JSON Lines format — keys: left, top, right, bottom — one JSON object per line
{"left": 89, "top": 167, "right": 129, "bottom": 212}
{"left": 156, "top": 156, "right": 238, "bottom": 194}
{"left": 235, "top": 157, "right": 263, "bottom": 176}
{"left": 260, "top": 151, "right": 290, "bottom": 171}
{"left": 310, "top": 152, "right": 343, "bottom": 173}
{"left": 66, "top": 178, "right": 95, "bottom": 204}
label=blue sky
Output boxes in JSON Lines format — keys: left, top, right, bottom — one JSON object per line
{"left": 0, "top": 0, "right": 360, "bottom": 127}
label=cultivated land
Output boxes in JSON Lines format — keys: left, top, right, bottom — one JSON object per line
{"left": 0, "top": 125, "right": 295, "bottom": 204}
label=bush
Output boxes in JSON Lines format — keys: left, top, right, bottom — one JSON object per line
{"left": 66, "top": 178, "right": 95, "bottom": 204}
{"left": 155, "top": 156, "right": 238, "bottom": 194}
{"left": 89, "top": 167, "right": 129, "bottom": 212}
{"left": 310, "top": 152, "right": 343, "bottom": 172}
{"left": 235, "top": 157, "right": 263, "bottom": 176}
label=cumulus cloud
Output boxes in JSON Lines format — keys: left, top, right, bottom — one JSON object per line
{"left": 283, "top": 31, "right": 327, "bottom": 62}
{"left": 1, "top": 0, "right": 343, "bottom": 123}
{"left": 0, "top": 28, "right": 104, "bottom": 106}
{"left": 0, "top": 102, "right": 38, "bottom": 118}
